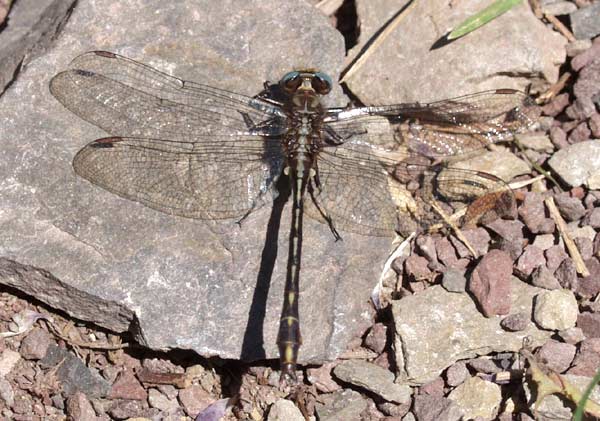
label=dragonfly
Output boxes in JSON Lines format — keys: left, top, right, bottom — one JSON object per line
{"left": 50, "top": 51, "right": 536, "bottom": 382}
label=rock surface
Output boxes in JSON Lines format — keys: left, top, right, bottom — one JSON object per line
{"left": 533, "top": 289, "right": 579, "bottom": 331}
{"left": 0, "top": 0, "right": 77, "bottom": 95}
{"left": 315, "top": 389, "right": 368, "bottom": 421}
{"left": 570, "top": 2, "right": 600, "bottom": 40}
{"left": 333, "top": 360, "right": 411, "bottom": 404}
{"left": 268, "top": 400, "right": 305, "bottom": 421}
{"left": 447, "top": 376, "right": 501, "bottom": 420}
{"left": 392, "top": 277, "right": 551, "bottom": 384}
{"left": 548, "top": 140, "right": 600, "bottom": 187}
{"left": 443, "top": 150, "right": 531, "bottom": 183}
{"left": 0, "top": 0, "right": 391, "bottom": 365}
{"left": 468, "top": 250, "right": 513, "bottom": 317}
{"left": 346, "top": 0, "right": 565, "bottom": 104}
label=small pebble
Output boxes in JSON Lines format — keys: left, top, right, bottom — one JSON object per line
{"left": 419, "top": 377, "right": 445, "bottom": 397}
{"left": 468, "top": 250, "right": 513, "bottom": 317}
{"left": 515, "top": 245, "right": 545, "bottom": 279}
{"left": 364, "top": 323, "right": 387, "bottom": 354}
{"left": 533, "top": 289, "right": 579, "bottom": 330}
{"left": 553, "top": 193, "right": 586, "bottom": 221}
{"left": 541, "top": 0, "right": 577, "bottom": 15}
{"left": 583, "top": 208, "right": 600, "bottom": 228}
{"left": 404, "top": 254, "right": 432, "bottom": 281}
{"left": 549, "top": 126, "right": 569, "bottom": 149}
{"left": 530, "top": 266, "right": 561, "bottom": 290}
{"left": 567, "top": 338, "right": 600, "bottom": 376}
{"left": 570, "top": 1, "right": 600, "bottom": 39}
{"left": 441, "top": 268, "right": 467, "bottom": 293}
{"left": 535, "top": 340, "right": 576, "bottom": 373}
{"left": 577, "top": 312, "right": 600, "bottom": 338}
{"left": 545, "top": 245, "right": 568, "bottom": 271}
{"left": 554, "top": 258, "right": 578, "bottom": 290}
{"left": 532, "top": 234, "right": 556, "bottom": 251}
{"left": 19, "top": 328, "right": 51, "bottom": 360}
{"left": 558, "top": 327, "right": 585, "bottom": 345}
{"left": 567, "top": 120, "right": 592, "bottom": 143}
{"left": 445, "top": 361, "right": 469, "bottom": 387}
{"left": 575, "top": 237, "right": 594, "bottom": 261}
{"left": 468, "top": 358, "right": 500, "bottom": 374}
{"left": 500, "top": 312, "right": 530, "bottom": 332}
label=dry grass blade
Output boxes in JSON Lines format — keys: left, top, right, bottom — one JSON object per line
{"left": 544, "top": 196, "right": 590, "bottom": 277}
{"left": 372, "top": 232, "right": 416, "bottom": 309}
{"left": 545, "top": 14, "right": 576, "bottom": 42}
{"left": 430, "top": 200, "right": 478, "bottom": 257}
{"left": 508, "top": 174, "right": 546, "bottom": 190}
{"left": 537, "top": 72, "right": 571, "bottom": 104}
{"left": 340, "top": 0, "right": 417, "bottom": 83}
{"left": 529, "top": 0, "right": 576, "bottom": 41}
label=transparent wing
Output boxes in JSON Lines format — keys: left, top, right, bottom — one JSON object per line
{"left": 306, "top": 129, "right": 516, "bottom": 236}
{"left": 73, "top": 136, "right": 284, "bottom": 220}
{"left": 49, "top": 50, "right": 285, "bottom": 140}
{"left": 326, "top": 89, "right": 538, "bottom": 157}
{"left": 305, "top": 137, "right": 403, "bottom": 237}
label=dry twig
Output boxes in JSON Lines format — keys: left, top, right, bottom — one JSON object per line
{"left": 430, "top": 200, "right": 478, "bottom": 257}
{"left": 544, "top": 195, "right": 590, "bottom": 277}
{"left": 537, "top": 72, "right": 571, "bottom": 104}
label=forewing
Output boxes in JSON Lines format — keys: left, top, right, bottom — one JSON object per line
{"left": 73, "top": 136, "right": 284, "bottom": 220}
{"left": 50, "top": 51, "right": 284, "bottom": 140}
{"left": 327, "top": 89, "right": 538, "bottom": 157}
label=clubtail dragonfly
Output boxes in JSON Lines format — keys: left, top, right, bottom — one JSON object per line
{"left": 50, "top": 51, "right": 536, "bottom": 381}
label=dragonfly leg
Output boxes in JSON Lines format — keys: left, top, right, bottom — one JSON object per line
{"left": 307, "top": 180, "right": 342, "bottom": 242}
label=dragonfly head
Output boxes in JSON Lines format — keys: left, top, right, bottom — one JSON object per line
{"left": 280, "top": 70, "right": 332, "bottom": 96}
{"left": 280, "top": 70, "right": 332, "bottom": 109}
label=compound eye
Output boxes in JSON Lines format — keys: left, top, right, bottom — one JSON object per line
{"left": 311, "top": 72, "right": 332, "bottom": 94}
{"left": 281, "top": 71, "right": 301, "bottom": 92}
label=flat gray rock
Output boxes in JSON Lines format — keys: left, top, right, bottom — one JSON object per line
{"left": 0, "top": 0, "right": 76, "bottom": 95}
{"left": 392, "top": 277, "right": 551, "bottom": 385}
{"left": 548, "top": 140, "right": 600, "bottom": 187}
{"left": 0, "top": 0, "right": 394, "bottom": 366}
{"left": 346, "top": 0, "right": 565, "bottom": 103}
{"left": 333, "top": 360, "right": 411, "bottom": 404}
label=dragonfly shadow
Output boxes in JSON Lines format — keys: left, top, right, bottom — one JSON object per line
{"left": 240, "top": 175, "right": 291, "bottom": 362}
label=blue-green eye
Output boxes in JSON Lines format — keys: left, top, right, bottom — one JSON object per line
{"left": 281, "top": 71, "right": 300, "bottom": 83}
{"left": 312, "top": 72, "right": 332, "bottom": 94}
{"left": 281, "top": 71, "right": 301, "bottom": 92}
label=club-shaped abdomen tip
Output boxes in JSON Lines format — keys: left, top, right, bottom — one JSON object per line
{"left": 280, "top": 363, "right": 298, "bottom": 383}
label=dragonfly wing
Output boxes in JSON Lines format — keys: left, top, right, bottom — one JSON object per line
{"left": 398, "top": 162, "right": 516, "bottom": 228}
{"left": 50, "top": 51, "right": 285, "bottom": 140}
{"left": 326, "top": 89, "right": 538, "bottom": 157}
{"left": 305, "top": 134, "right": 408, "bottom": 237}
{"left": 73, "top": 136, "right": 285, "bottom": 220}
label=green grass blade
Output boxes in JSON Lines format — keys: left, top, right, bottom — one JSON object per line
{"left": 448, "top": 0, "right": 522, "bottom": 40}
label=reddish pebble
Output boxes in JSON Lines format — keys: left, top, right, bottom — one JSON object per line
{"left": 468, "top": 250, "right": 513, "bottom": 317}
